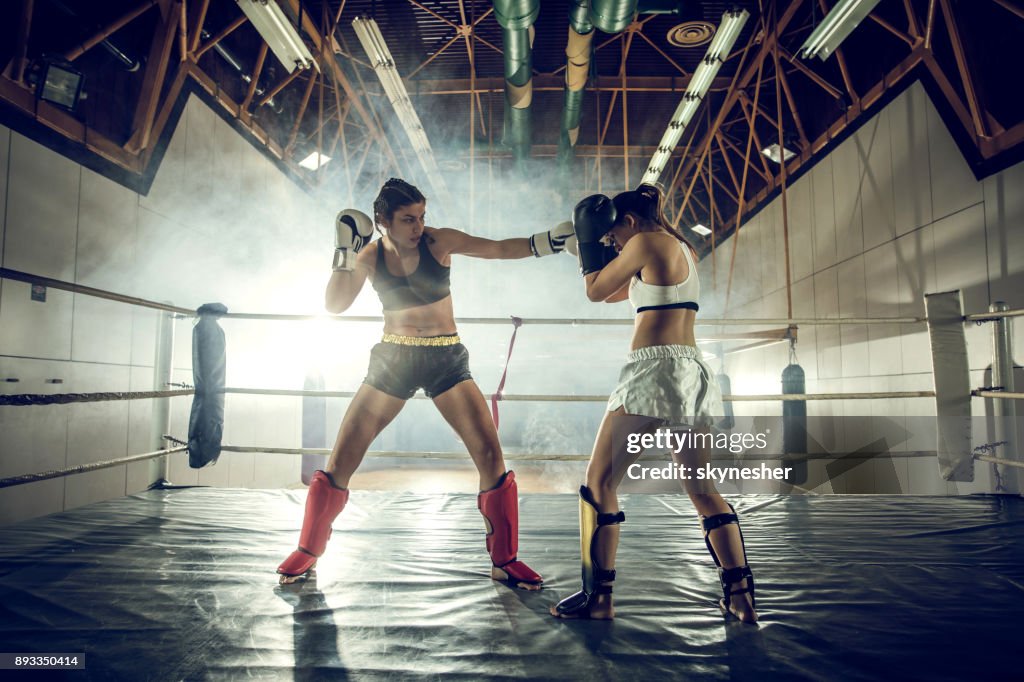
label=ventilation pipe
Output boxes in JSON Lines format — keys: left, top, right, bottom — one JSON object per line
{"left": 558, "top": 0, "right": 593, "bottom": 169}
{"left": 558, "top": 0, "right": 687, "bottom": 169}
{"left": 493, "top": 0, "right": 539, "bottom": 165}
{"left": 588, "top": 0, "right": 638, "bottom": 34}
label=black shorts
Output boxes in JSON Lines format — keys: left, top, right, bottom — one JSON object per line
{"left": 363, "top": 340, "right": 473, "bottom": 399}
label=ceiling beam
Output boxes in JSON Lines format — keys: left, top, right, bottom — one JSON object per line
{"left": 282, "top": 0, "right": 401, "bottom": 175}
{"left": 125, "top": 0, "right": 180, "bottom": 153}
{"left": 403, "top": 74, "right": 735, "bottom": 95}
{"left": 64, "top": 0, "right": 159, "bottom": 63}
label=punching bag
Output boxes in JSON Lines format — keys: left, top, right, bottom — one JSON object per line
{"left": 188, "top": 303, "right": 227, "bottom": 468}
{"left": 717, "top": 372, "right": 735, "bottom": 430}
{"left": 782, "top": 362, "right": 807, "bottom": 484}
{"left": 300, "top": 371, "right": 327, "bottom": 485}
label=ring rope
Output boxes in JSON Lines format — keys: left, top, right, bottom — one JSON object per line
{"left": 5, "top": 267, "right": 1018, "bottom": 325}
{"left": 972, "top": 390, "right": 1024, "bottom": 400}
{"left": 974, "top": 454, "right": 1024, "bottom": 470}
{"left": 0, "top": 267, "right": 193, "bottom": 315}
{"left": 0, "top": 446, "right": 188, "bottom": 489}
{"left": 0, "top": 387, "right": 938, "bottom": 407}
{"left": 964, "top": 308, "right": 1024, "bottom": 322}
{"left": 222, "top": 387, "right": 937, "bottom": 402}
{"left": 221, "top": 313, "right": 927, "bottom": 327}
{"left": 215, "top": 445, "right": 941, "bottom": 461}
{"left": 0, "top": 389, "right": 194, "bottom": 406}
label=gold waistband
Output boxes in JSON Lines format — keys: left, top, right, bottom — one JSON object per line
{"left": 382, "top": 333, "right": 461, "bottom": 347}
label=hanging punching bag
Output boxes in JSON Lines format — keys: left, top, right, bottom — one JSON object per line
{"left": 300, "top": 371, "right": 327, "bottom": 485}
{"left": 188, "top": 303, "right": 227, "bottom": 468}
{"left": 717, "top": 372, "right": 735, "bottom": 430}
{"left": 782, "top": 361, "right": 807, "bottom": 485}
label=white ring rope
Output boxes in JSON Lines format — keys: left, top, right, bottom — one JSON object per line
{"left": 222, "top": 387, "right": 937, "bottom": 402}
{"left": 215, "top": 445, "right": 941, "bottom": 461}
{"left": 2, "top": 267, "right": 1018, "bottom": 325}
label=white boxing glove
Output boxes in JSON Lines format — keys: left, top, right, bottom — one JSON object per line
{"left": 529, "top": 221, "right": 575, "bottom": 257}
{"left": 333, "top": 209, "right": 374, "bottom": 271}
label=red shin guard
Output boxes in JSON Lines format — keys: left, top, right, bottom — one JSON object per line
{"left": 277, "top": 470, "right": 349, "bottom": 578}
{"left": 478, "top": 471, "right": 543, "bottom": 586}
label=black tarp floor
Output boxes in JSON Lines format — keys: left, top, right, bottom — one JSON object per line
{"left": 0, "top": 489, "right": 1021, "bottom": 680}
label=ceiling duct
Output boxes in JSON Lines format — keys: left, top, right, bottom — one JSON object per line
{"left": 493, "top": 0, "right": 539, "bottom": 165}
{"left": 558, "top": 1, "right": 686, "bottom": 171}
{"left": 558, "top": 0, "right": 594, "bottom": 169}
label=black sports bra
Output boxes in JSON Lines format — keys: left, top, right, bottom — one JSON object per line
{"left": 371, "top": 237, "right": 451, "bottom": 311}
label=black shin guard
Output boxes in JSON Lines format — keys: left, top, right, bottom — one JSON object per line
{"left": 700, "top": 503, "right": 755, "bottom": 612}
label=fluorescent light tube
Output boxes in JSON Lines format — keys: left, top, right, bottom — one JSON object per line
{"left": 799, "top": 0, "right": 882, "bottom": 60}
{"left": 352, "top": 16, "right": 451, "bottom": 206}
{"left": 641, "top": 9, "right": 749, "bottom": 184}
{"left": 235, "top": 0, "right": 317, "bottom": 73}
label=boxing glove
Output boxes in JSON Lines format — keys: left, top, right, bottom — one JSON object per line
{"left": 530, "top": 221, "right": 576, "bottom": 257}
{"left": 333, "top": 209, "right": 374, "bottom": 272}
{"left": 573, "top": 194, "right": 618, "bottom": 275}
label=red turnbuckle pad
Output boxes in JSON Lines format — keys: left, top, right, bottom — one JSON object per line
{"left": 277, "top": 470, "right": 348, "bottom": 576}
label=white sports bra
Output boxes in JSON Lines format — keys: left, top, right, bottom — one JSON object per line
{"left": 628, "top": 240, "right": 700, "bottom": 314}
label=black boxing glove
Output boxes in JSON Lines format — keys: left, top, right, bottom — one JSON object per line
{"left": 573, "top": 194, "right": 618, "bottom": 275}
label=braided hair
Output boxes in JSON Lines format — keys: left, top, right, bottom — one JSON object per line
{"left": 372, "top": 178, "right": 426, "bottom": 227}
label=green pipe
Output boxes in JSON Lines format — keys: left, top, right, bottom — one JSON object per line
{"left": 558, "top": 0, "right": 594, "bottom": 170}
{"left": 558, "top": 88, "right": 585, "bottom": 168}
{"left": 637, "top": 0, "right": 685, "bottom": 15}
{"left": 494, "top": 0, "right": 539, "bottom": 163}
{"left": 570, "top": 0, "right": 593, "bottom": 33}
{"left": 501, "top": 26, "right": 532, "bottom": 87}
{"left": 589, "top": 0, "right": 637, "bottom": 34}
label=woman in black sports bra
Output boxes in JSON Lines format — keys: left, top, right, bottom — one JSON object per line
{"left": 278, "top": 178, "right": 574, "bottom": 589}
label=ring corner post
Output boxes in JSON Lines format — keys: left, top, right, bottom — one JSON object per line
{"left": 149, "top": 307, "right": 176, "bottom": 488}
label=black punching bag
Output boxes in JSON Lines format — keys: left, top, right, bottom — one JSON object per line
{"left": 301, "top": 372, "right": 327, "bottom": 486}
{"left": 717, "top": 372, "right": 735, "bottom": 430}
{"left": 782, "top": 362, "right": 807, "bottom": 484}
{"left": 188, "top": 303, "right": 227, "bottom": 468}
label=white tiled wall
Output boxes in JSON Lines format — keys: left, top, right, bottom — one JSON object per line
{"left": 1, "top": 97, "right": 335, "bottom": 524}
{"left": 698, "top": 81, "right": 1023, "bottom": 495}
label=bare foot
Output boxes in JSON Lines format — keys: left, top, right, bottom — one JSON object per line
{"left": 722, "top": 581, "right": 758, "bottom": 623}
{"left": 491, "top": 566, "right": 543, "bottom": 591}
{"left": 549, "top": 592, "right": 614, "bottom": 619}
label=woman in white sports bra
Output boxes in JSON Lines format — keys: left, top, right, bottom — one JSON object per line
{"left": 551, "top": 184, "right": 757, "bottom": 624}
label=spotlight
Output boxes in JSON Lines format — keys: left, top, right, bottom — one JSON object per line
{"left": 37, "top": 59, "right": 84, "bottom": 110}
{"left": 761, "top": 143, "right": 795, "bottom": 164}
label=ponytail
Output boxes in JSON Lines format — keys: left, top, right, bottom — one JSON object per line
{"left": 612, "top": 184, "right": 698, "bottom": 255}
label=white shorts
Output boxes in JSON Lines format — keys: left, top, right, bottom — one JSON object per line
{"left": 606, "top": 345, "right": 723, "bottom": 428}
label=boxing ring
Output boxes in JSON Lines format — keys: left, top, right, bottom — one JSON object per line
{"left": 1, "top": 266, "right": 1023, "bottom": 680}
